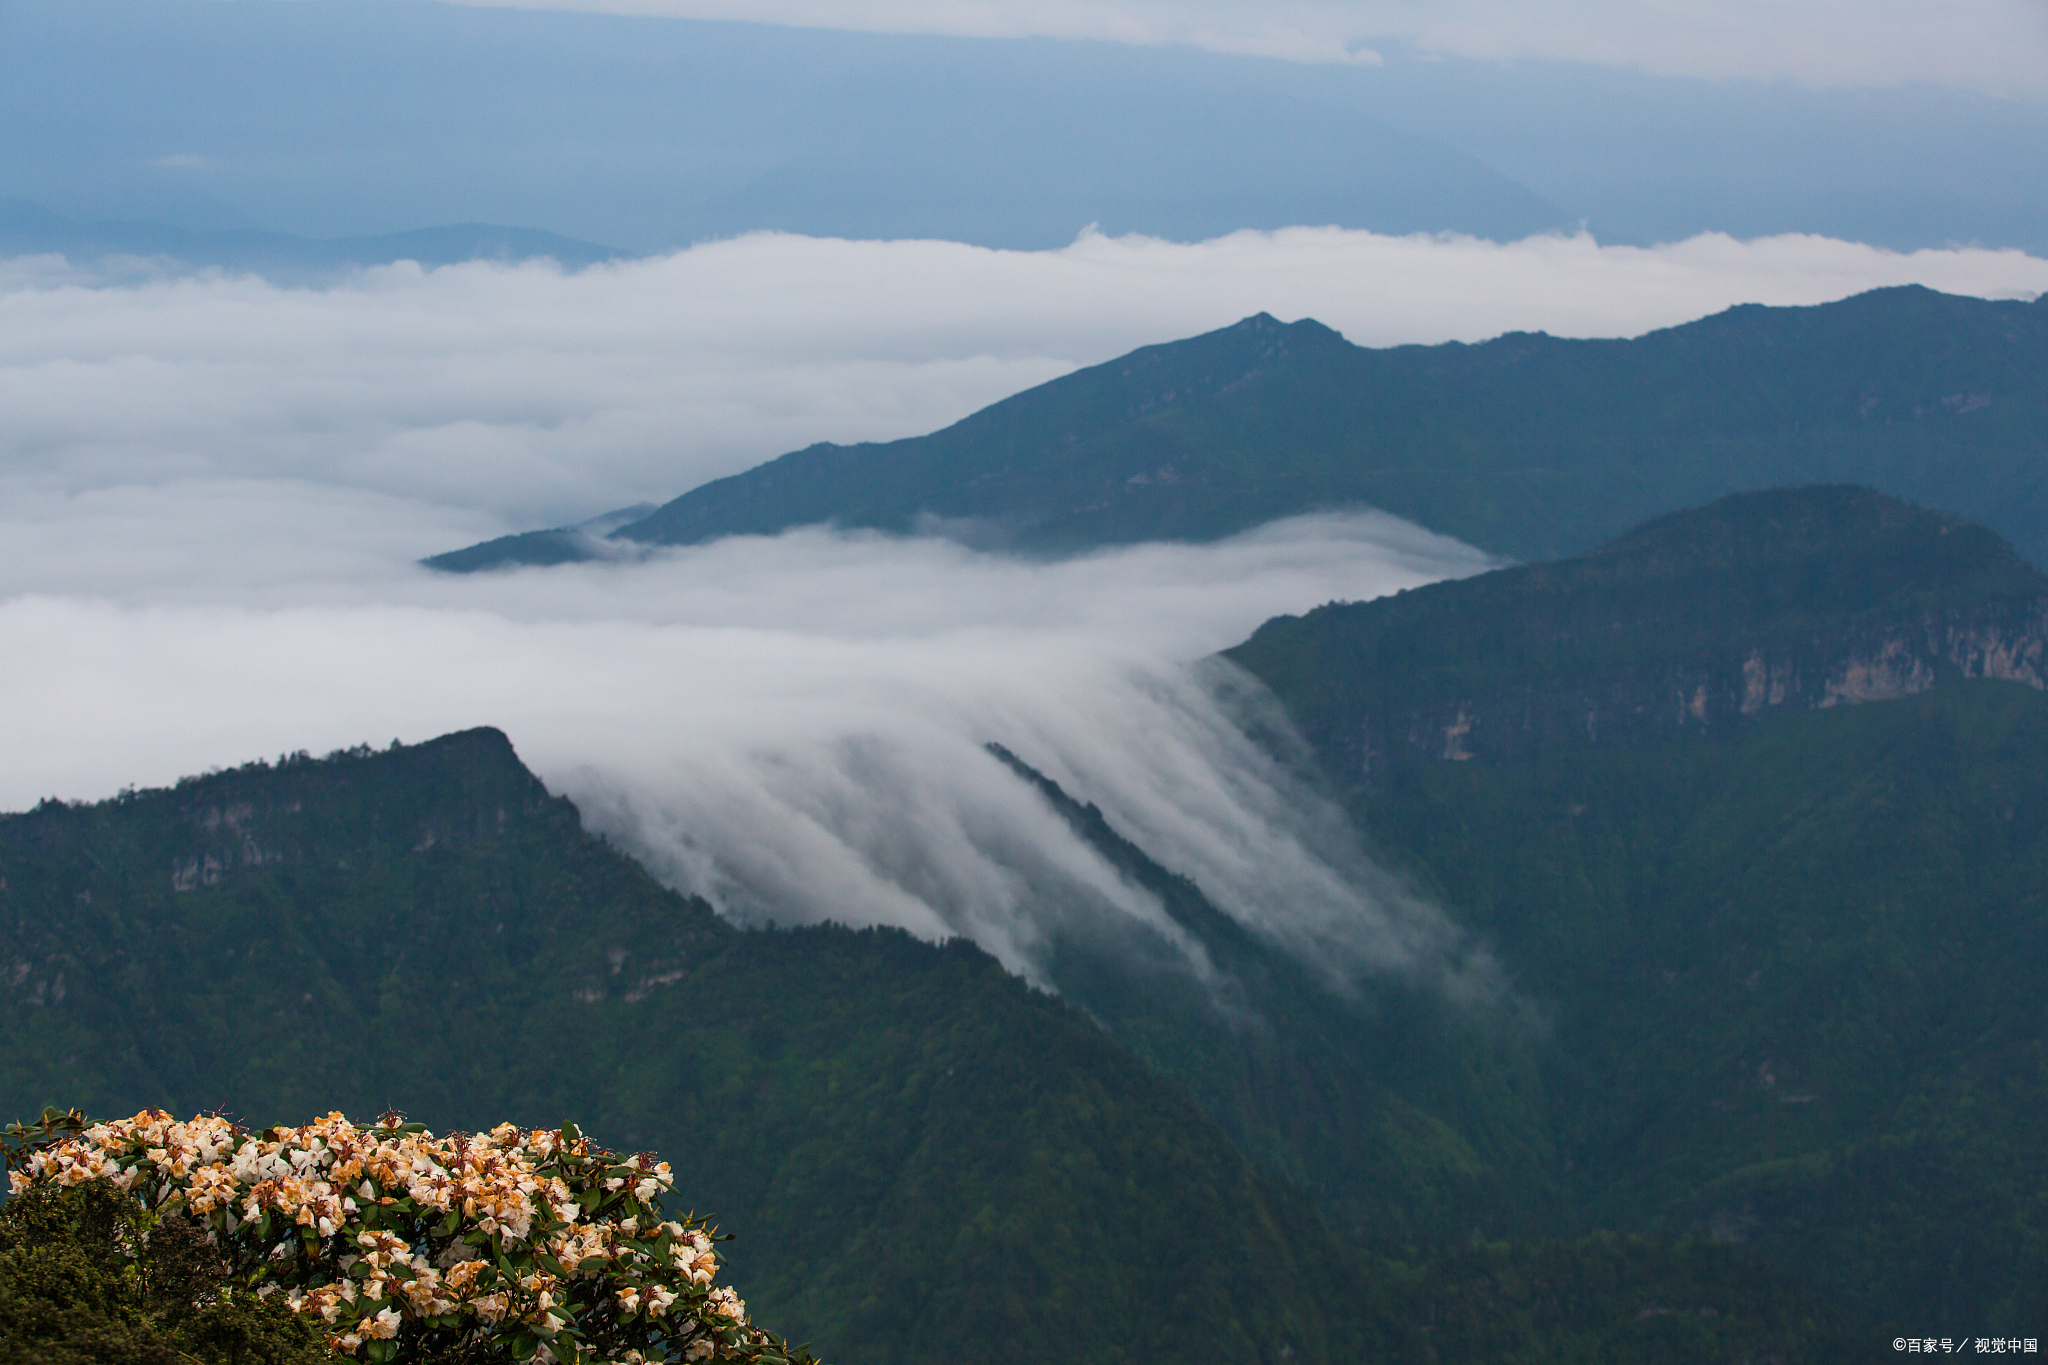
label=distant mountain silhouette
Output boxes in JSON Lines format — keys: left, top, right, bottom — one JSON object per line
{"left": 433, "top": 285, "right": 2048, "bottom": 572}
{"left": 0, "top": 197, "right": 621, "bottom": 281}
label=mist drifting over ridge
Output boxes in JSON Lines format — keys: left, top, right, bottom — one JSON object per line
{"left": 4, "top": 224, "right": 2046, "bottom": 993}
{"left": 0, "top": 514, "right": 1495, "bottom": 993}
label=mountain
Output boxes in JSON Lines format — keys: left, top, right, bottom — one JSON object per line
{"left": 15, "top": 3, "right": 2048, "bottom": 260}
{"left": 431, "top": 285, "right": 2048, "bottom": 573}
{"left": 1227, "top": 484, "right": 2048, "bottom": 783}
{"left": 0, "top": 198, "right": 621, "bottom": 281}
{"left": 0, "top": 730, "right": 1387, "bottom": 1364}
{"left": 1224, "top": 486, "right": 2048, "bottom": 1327}
{"left": 0, "top": 732, "right": 1866, "bottom": 1361}
{"left": 987, "top": 743, "right": 1558, "bottom": 1246}
{"left": 3, "top": 2, "right": 1570, "bottom": 258}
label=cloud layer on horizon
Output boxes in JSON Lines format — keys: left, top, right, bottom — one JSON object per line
{"left": 442, "top": 0, "right": 2048, "bottom": 96}
{"left": 4, "top": 226, "right": 2044, "bottom": 586}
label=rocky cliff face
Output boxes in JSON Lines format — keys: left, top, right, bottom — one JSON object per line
{"left": 1225, "top": 487, "right": 2048, "bottom": 790}
{"left": 1341, "top": 598, "right": 2048, "bottom": 780}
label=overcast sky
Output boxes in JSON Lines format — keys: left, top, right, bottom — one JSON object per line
{"left": 9, "top": 1, "right": 2048, "bottom": 253}
{"left": 445, "top": 0, "right": 2048, "bottom": 96}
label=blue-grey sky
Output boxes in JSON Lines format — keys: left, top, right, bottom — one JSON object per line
{"left": 441, "top": 0, "right": 2048, "bottom": 97}
{"left": 4, "top": 0, "right": 2046, "bottom": 256}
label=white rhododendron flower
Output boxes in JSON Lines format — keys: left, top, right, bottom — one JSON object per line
{"left": 9, "top": 1109, "right": 808, "bottom": 1364}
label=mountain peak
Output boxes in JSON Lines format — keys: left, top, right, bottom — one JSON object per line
{"left": 1227, "top": 488, "right": 2048, "bottom": 781}
{"left": 430, "top": 285, "right": 2048, "bottom": 572}
{"left": 1586, "top": 485, "right": 2043, "bottom": 592}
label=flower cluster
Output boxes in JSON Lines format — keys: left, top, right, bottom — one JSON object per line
{"left": 9, "top": 1109, "right": 812, "bottom": 1365}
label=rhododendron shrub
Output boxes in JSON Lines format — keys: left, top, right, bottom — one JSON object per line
{"left": 5, "top": 1108, "right": 818, "bottom": 1365}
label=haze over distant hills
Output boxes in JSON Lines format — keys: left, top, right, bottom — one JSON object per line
{"left": 0, "top": 198, "right": 620, "bottom": 281}
{"left": 1, "top": 0, "right": 1566, "bottom": 265}
{"left": 7, "top": 0, "right": 2048, "bottom": 267}
{"left": 434, "top": 285, "right": 2048, "bottom": 573}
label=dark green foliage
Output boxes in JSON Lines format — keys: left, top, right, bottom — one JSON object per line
{"left": 601, "top": 928, "right": 1395, "bottom": 1364}
{"left": 1227, "top": 488, "right": 2048, "bottom": 1328}
{"left": 1231, "top": 485, "right": 2044, "bottom": 721}
{"left": 1378, "top": 1233, "right": 1861, "bottom": 1363}
{"left": 988, "top": 743, "right": 1561, "bottom": 1246}
{"left": 1355, "top": 683, "right": 2048, "bottom": 1329}
{"left": 0, "top": 1180, "right": 328, "bottom": 1364}
{"left": 0, "top": 716, "right": 1889, "bottom": 1360}
{"left": 0, "top": 732, "right": 1388, "bottom": 1364}
{"left": 432, "top": 285, "right": 2048, "bottom": 570}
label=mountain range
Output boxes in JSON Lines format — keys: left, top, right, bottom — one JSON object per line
{"left": 0, "top": 197, "right": 620, "bottom": 282}
{"left": 0, "top": 723, "right": 1856, "bottom": 1363}
{"left": 0, "top": 2, "right": 1572, "bottom": 258}
{"left": 11, "top": 3, "right": 2048, "bottom": 257}
{"left": 432, "top": 285, "right": 2048, "bottom": 574}
{"left": 14, "top": 485, "right": 2048, "bottom": 1357}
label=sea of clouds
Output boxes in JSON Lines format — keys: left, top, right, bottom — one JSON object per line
{"left": 4, "top": 225, "right": 2044, "bottom": 988}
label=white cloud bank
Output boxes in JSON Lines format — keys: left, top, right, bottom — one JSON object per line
{"left": 0, "top": 516, "right": 1493, "bottom": 990}
{"left": 441, "top": 0, "right": 2048, "bottom": 97}
{"left": 2, "top": 224, "right": 2044, "bottom": 990}
{"left": 4, "top": 227, "right": 2043, "bottom": 580}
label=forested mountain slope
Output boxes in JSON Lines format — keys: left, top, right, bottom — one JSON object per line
{"left": 0, "top": 731, "right": 1379, "bottom": 1364}
{"left": 1228, "top": 484, "right": 2048, "bottom": 784}
{"left": 988, "top": 742, "right": 1557, "bottom": 1246}
{"left": 0, "top": 731, "right": 1862, "bottom": 1361}
{"left": 1226, "top": 486, "right": 2048, "bottom": 1328}
{"left": 433, "top": 285, "right": 2048, "bottom": 571}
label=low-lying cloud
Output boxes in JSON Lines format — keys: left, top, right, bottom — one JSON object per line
{"left": 3, "top": 223, "right": 2044, "bottom": 995}
{"left": 0, "top": 515, "right": 1493, "bottom": 992}
{"left": 5, "top": 227, "right": 2044, "bottom": 578}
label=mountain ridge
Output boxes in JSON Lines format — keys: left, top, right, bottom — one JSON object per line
{"left": 430, "top": 285, "right": 2048, "bottom": 573}
{"left": 0, "top": 197, "right": 622, "bottom": 281}
{"left": 1221, "top": 484, "right": 2048, "bottom": 1326}
{"left": 0, "top": 730, "right": 1393, "bottom": 1364}
{"left": 1225, "top": 485, "right": 2048, "bottom": 783}
{"left": 0, "top": 711, "right": 1874, "bottom": 1361}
